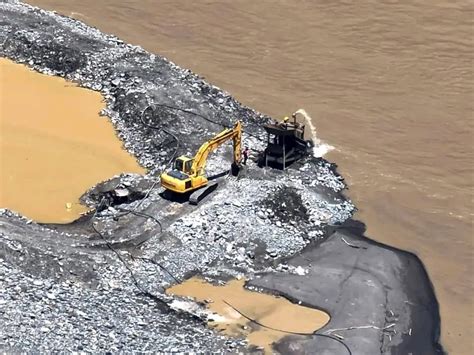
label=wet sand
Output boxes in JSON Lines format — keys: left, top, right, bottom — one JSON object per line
{"left": 0, "top": 58, "right": 144, "bottom": 223}
{"left": 167, "top": 277, "right": 330, "bottom": 353}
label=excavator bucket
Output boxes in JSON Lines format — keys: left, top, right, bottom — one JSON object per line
{"left": 231, "top": 162, "right": 240, "bottom": 176}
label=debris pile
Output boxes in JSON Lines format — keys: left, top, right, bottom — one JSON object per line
{"left": 0, "top": 258, "right": 245, "bottom": 353}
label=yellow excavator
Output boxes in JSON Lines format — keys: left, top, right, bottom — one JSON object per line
{"left": 160, "top": 121, "right": 242, "bottom": 204}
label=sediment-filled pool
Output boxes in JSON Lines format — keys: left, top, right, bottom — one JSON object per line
{"left": 167, "top": 277, "right": 330, "bottom": 353}
{"left": 0, "top": 58, "right": 145, "bottom": 223}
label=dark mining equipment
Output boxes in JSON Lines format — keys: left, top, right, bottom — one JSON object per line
{"left": 260, "top": 114, "right": 313, "bottom": 169}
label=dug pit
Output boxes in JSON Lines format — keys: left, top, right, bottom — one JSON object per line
{"left": 0, "top": 58, "right": 145, "bottom": 223}
{"left": 166, "top": 277, "right": 330, "bottom": 353}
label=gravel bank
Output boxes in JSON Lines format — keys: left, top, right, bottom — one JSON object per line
{"left": 0, "top": 1, "right": 443, "bottom": 353}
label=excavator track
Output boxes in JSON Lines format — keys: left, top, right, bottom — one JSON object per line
{"left": 189, "top": 181, "right": 219, "bottom": 205}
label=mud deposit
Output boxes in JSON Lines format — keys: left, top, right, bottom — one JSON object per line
{"left": 167, "top": 277, "right": 330, "bottom": 353}
{"left": 0, "top": 2, "right": 443, "bottom": 354}
{"left": 0, "top": 58, "right": 144, "bottom": 223}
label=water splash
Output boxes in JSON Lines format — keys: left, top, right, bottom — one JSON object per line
{"left": 294, "top": 108, "right": 335, "bottom": 158}
{"left": 312, "top": 142, "right": 335, "bottom": 158}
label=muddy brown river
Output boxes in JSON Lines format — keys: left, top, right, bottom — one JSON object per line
{"left": 24, "top": 1, "right": 474, "bottom": 353}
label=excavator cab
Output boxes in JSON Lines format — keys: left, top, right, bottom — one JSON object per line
{"left": 174, "top": 156, "right": 194, "bottom": 175}
{"left": 161, "top": 155, "right": 208, "bottom": 193}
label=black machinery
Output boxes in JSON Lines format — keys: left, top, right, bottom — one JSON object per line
{"left": 261, "top": 114, "right": 313, "bottom": 169}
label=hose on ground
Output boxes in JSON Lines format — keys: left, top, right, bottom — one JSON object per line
{"left": 107, "top": 99, "right": 265, "bottom": 222}
{"left": 148, "top": 101, "right": 267, "bottom": 142}
{"left": 100, "top": 104, "right": 180, "bottom": 222}
{"left": 223, "top": 300, "right": 352, "bottom": 355}
{"left": 91, "top": 197, "right": 171, "bottom": 306}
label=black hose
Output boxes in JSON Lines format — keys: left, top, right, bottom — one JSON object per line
{"left": 102, "top": 104, "right": 180, "bottom": 222}
{"left": 130, "top": 255, "right": 179, "bottom": 284}
{"left": 116, "top": 206, "right": 162, "bottom": 232}
{"left": 91, "top": 198, "right": 169, "bottom": 305}
{"left": 110, "top": 100, "right": 264, "bottom": 222}
{"left": 89, "top": 104, "right": 184, "bottom": 299}
{"left": 148, "top": 102, "right": 266, "bottom": 142}
{"left": 89, "top": 101, "right": 267, "bottom": 309}
{"left": 140, "top": 105, "right": 180, "bottom": 168}
{"left": 223, "top": 300, "right": 352, "bottom": 355}
{"left": 146, "top": 102, "right": 227, "bottom": 129}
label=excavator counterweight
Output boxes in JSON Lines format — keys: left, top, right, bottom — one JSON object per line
{"left": 160, "top": 121, "right": 242, "bottom": 203}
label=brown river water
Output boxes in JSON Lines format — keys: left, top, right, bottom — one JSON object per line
{"left": 25, "top": 1, "right": 474, "bottom": 353}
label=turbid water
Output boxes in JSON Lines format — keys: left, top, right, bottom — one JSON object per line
{"left": 0, "top": 58, "right": 144, "bottom": 223}
{"left": 24, "top": 1, "right": 474, "bottom": 353}
{"left": 167, "top": 277, "right": 330, "bottom": 353}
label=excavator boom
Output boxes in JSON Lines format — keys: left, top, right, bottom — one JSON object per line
{"left": 191, "top": 121, "right": 241, "bottom": 175}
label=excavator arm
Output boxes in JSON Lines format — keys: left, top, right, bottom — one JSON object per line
{"left": 191, "top": 121, "right": 241, "bottom": 175}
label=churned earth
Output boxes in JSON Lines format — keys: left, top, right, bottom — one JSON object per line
{"left": 0, "top": 1, "right": 444, "bottom": 354}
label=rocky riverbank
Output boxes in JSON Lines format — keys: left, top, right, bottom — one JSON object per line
{"left": 0, "top": 1, "right": 444, "bottom": 353}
